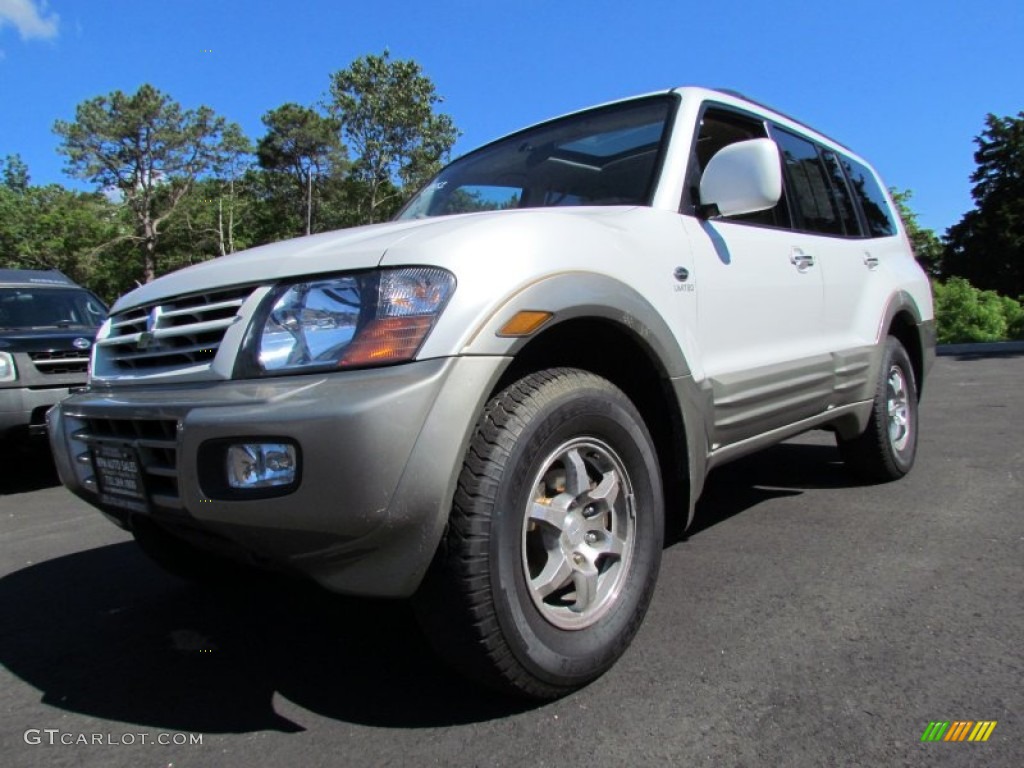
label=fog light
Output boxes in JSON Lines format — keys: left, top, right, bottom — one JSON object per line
{"left": 226, "top": 443, "right": 297, "bottom": 489}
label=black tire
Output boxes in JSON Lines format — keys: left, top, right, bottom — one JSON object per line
{"left": 838, "top": 336, "right": 919, "bottom": 482}
{"left": 414, "top": 368, "right": 664, "bottom": 700}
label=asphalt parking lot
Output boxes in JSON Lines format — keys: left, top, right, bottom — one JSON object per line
{"left": 1, "top": 354, "right": 1021, "bottom": 767}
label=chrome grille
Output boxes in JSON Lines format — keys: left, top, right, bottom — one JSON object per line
{"left": 30, "top": 349, "right": 90, "bottom": 375}
{"left": 67, "top": 415, "right": 181, "bottom": 510}
{"left": 96, "top": 286, "right": 253, "bottom": 373}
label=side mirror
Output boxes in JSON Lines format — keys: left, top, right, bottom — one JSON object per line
{"left": 698, "top": 138, "right": 782, "bottom": 219}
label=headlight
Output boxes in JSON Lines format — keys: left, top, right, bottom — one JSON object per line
{"left": 0, "top": 351, "right": 16, "bottom": 382}
{"left": 240, "top": 267, "right": 455, "bottom": 376}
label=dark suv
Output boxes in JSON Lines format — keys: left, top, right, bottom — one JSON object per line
{"left": 0, "top": 269, "right": 106, "bottom": 442}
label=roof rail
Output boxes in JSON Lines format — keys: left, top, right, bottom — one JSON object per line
{"left": 710, "top": 88, "right": 852, "bottom": 152}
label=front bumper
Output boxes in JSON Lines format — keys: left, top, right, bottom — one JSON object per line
{"left": 1, "top": 385, "right": 77, "bottom": 438}
{"left": 48, "top": 356, "right": 508, "bottom": 596}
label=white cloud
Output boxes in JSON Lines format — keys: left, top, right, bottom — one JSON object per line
{"left": 0, "top": 0, "right": 59, "bottom": 41}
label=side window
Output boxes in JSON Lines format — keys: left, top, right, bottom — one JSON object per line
{"left": 840, "top": 156, "right": 898, "bottom": 238}
{"left": 689, "top": 107, "right": 789, "bottom": 227}
{"left": 821, "top": 151, "right": 861, "bottom": 236}
{"left": 773, "top": 129, "right": 844, "bottom": 236}
{"left": 78, "top": 292, "right": 109, "bottom": 325}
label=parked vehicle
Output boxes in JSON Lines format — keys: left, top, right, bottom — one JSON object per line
{"left": 48, "top": 87, "right": 934, "bottom": 699}
{"left": 1, "top": 269, "right": 106, "bottom": 443}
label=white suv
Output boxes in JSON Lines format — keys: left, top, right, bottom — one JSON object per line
{"left": 48, "top": 87, "right": 935, "bottom": 699}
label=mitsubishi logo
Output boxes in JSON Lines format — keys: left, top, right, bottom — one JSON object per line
{"left": 146, "top": 306, "right": 162, "bottom": 333}
{"left": 137, "top": 306, "right": 163, "bottom": 350}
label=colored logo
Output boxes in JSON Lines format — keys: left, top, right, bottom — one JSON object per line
{"left": 921, "top": 721, "right": 997, "bottom": 742}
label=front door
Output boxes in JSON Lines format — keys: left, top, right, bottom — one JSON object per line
{"left": 681, "top": 106, "right": 832, "bottom": 451}
{"left": 684, "top": 216, "right": 830, "bottom": 451}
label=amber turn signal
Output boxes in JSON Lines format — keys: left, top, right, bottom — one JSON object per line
{"left": 341, "top": 316, "right": 434, "bottom": 366}
{"left": 497, "top": 310, "right": 553, "bottom": 337}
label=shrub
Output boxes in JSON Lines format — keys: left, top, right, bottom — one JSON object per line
{"left": 1004, "top": 295, "right": 1024, "bottom": 340}
{"left": 932, "top": 277, "right": 1011, "bottom": 343}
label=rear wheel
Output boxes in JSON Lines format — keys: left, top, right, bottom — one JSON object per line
{"left": 415, "top": 368, "right": 663, "bottom": 700}
{"left": 838, "top": 336, "right": 919, "bottom": 482}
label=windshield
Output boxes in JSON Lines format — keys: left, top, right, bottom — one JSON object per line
{"left": 398, "top": 95, "right": 675, "bottom": 219}
{"left": 0, "top": 287, "right": 107, "bottom": 330}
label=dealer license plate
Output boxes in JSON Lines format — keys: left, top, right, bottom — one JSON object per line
{"left": 92, "top": 444, "right": 148, "bottom": 512}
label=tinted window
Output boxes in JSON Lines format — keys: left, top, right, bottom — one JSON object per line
{"left": 398, "top": 96, "right": 674, "bottom": 219}
{"left": 691, "top": 107, "right": 789, "bottom": 227}
{"left": 841, "top": 156, "right": 898, "bottom": 238}
{"left": 774, "top": 129, "right": 844, "bottom": 236}
{"left": 0, "top": 288, "right": 106, "bottom": 330}
{"left": 821, "top": 150, "right": 861, "bottom": 236}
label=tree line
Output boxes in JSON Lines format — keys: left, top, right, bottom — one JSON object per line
{"left": 892, "top": 109, "right": 1024, "bottom": 341}
{"left": 0, "top": 51, "right": 457, "bottom": 300}
{"left": 1, "top": 60, "right": 1021, "bottom": 341}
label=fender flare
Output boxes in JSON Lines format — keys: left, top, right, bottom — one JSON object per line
{"left": 460, "top": 271, "right": 707, "bottom": 529}
{"left": 460, "top": 271, "right": 692, "bottom": 379}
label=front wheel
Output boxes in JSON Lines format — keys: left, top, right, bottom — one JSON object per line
{"left": 414, "top": 368, "right": 664, "bottom": 700}
{"left": 838, "top": 336, "right": 919, "bottom": 482}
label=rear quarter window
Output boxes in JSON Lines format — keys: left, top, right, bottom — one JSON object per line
{"left": 840, "top": 156, "right": 898, "bottom": 238}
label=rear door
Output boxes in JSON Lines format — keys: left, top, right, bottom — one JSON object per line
{"left": 771, "top": 132, "right": 903, "bottom": 408}
{"left": 818, "top": 152, "right": 906, "bottom": 353}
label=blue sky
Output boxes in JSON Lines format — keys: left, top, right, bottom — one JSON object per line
{"left": 1, "top": 0, "right": 1021, "bottom": 234}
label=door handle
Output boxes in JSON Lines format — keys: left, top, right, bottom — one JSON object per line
{"left": 864, "top": 253, "right": 880, "bottom": 270}
{"left": 790, "top": 248, "right": 815, "bottom": 272}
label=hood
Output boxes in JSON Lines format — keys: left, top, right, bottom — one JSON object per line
{"left": 112, "top": 207, "right": 640, "bottom": 314}
{"left": 111, "top": 218, "right": 440, "bottom": 313}
{"left": 0, "top": 328, "right": 98, "bottom": 353}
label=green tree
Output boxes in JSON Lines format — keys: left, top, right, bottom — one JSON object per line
{"left": 943, "top": 111, "right": 1024, "bottom": 296}
{"left": 890, "top": 188, "right": 943, "bottom": 275}
{"left": 0, "top": 181, "right": 123, "bottom": 292}
{"left": 256, "top": 103, "right": 346, "bottom": 237}
{"left": 53, "top": 84, "right": 240, "bottom": 284}
{"left": 163, "top": 122, "right": 255, "bottom": 260}
{"left": 244, "top": 167, "right": 303, "bottom": 245}
{"left": 208, "top": 123, "right": 254, "bottom": 256}
{"left": 1, "top": 154, "right": 30, "bottom": 192}
{"left": 327, "top": 51, "right": 459, "bottom": 223}
{"left": 158, "top": 181, "right": 245, "bottom": 271}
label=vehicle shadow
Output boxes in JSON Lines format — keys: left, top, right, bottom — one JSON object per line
{"left": 0, "top": 437, "right": 852, "bottom": 734}
{"left": 684, "top": 438, "right": 852, "bottom": 538}
{"left": 0, "top": 542, "right": 532, "bottom": 734}
{"left": 0, "top": 441, "right": 60, "bottom": 495}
